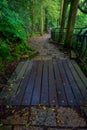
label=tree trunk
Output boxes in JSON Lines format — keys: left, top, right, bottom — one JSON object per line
{"left": 40, "top": 5, "right": 44, "bottom": 35}
{"left": 59, "top": 0, "right": 63, "bottom": 25}
{"left": 31, "top": 2, "right": 34, "bottom": 34}
{"left": 60, "top": 0, "right": 68, "bottom": 29}
{"left": 44, "top": 9, "right": 48, "bottom": 33}
{"left": 64, "top": 0, "right": 79, "bottom": 48}
{"left": 59, "top": 0, "right": 68, "bottom": 42}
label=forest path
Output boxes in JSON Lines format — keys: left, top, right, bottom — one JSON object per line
{"left": 29, "top": 34, "right": 65, "bottom": 60}
{"left": 0, "top": 34, "right": 87, "bottom": 129}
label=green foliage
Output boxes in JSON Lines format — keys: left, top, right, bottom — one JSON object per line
{"left": 75, "top": 10, "right": 87, "bottom": 28}
{"left": 0, "top": 58, "right": 4, "bottom": 72}
{"left": 0, "top": 39, "right": 13, "bottom": 62}
{"left": 0, "top": 1, "right": 27, "bottom": 41}
{"left": 8, "top": 0, "right": 31, "bottom": 33}
{"left": 0, "top": 0, "right": 61, "bottom": 73}
{"left": 8, "top": 0, "right": 60, "bottom": 34}
{"left": 44, "top": 0, "right": 60, "bottom": 27}
{"left": 14, "top": 42, "right": 33, "bottom": 60}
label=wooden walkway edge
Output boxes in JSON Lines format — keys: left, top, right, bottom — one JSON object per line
{"left": 0, "top": 58, "right": 87, "bottom": 107}
{"left": 0, "top": 125, "right": 87, "bottom": 130}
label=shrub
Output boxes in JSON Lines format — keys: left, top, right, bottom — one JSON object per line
{"left": 0, "top": 39, "right": 13, "bottom": 62}
{"left": 0, "top": 1, "right": 27, "bottom": 42}
{"left": 14, "top": 42, "right": 33, "bottom": 60}
{"left": 0, "top": 58, "right": 4, "bottom": 72}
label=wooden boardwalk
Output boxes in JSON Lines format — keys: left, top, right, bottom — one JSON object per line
{"left": 0, "top": 58, "right": 87, "bottom": 107}
{"left": 0, "top": 126, "right": 86, "bottom": 130}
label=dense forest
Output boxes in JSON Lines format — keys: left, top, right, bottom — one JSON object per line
{"left": 0, "top": 0, "right": 87, "bottom": 86}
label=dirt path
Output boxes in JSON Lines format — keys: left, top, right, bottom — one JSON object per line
{"left": 29, "top": 34, "right": 65, "bottom": 60}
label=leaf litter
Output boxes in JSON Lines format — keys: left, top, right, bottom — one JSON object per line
{"left": 0, "top": 106, "right": 86, "bottom": 128}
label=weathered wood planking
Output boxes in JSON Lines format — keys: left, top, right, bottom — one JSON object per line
{"left": 6, "top": 60, "right": 33, "bottom": 105}
{"left": 8, "top": 61, "right": 24, "bottom": 83}
{"left": 1, "top": 126, "right": 86, "bottom": 130}
{"left": 48, "top": 129, "right": 71, "bottom": 130}
{"left": 53, "top": 59, "right": 68, "bottom": 106}
{"left": 22, "top": 61, "right": 38, "bottom": 105}
{"left": 40, "top": 61, "right": 49, "bottom": 105}
{"left": 13, "top": 127, "right": 87, "bottom": 130}
{"left": 68, "top": 59, "right": 87, "bottom": 102}
{"left": 48, "top": 60, "right": 58, "bottom": 106}
{"left": 0, "top": 126, "right": 12, "bottom": 130}
{"left": 71, "top": 60, "right": 87, "bottom": 87}
{"left": 62, "top": 60, "right": 84, "bottom": 106}
{"left": 12, "top": 61, "right": 33, "bottom": 105}
{"left": 57, "top": 59, "right": 77, "bottom": 106}
{"left": 31, "top": 61, "right": 43, "bottom": 105}
{"left": 0, "top": 58, "right": 87, "bottom": 106}
{"left": 14, "top": 126, "right": 43, "bottom": 130}
{"left": 0, "top": 61, "right": 25, "bottom": 102}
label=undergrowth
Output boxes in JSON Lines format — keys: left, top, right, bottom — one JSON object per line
{"left": 0, "top": 0, "right": 37, "bottom": 85}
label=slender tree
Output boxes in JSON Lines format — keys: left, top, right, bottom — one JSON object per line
{"left": 60, "top": 0, "right": 63, "bottom": 25}
{"left": 44, "top": 8, "right": 49, "bottom": 32}
{"left": 64, "top": 0, "right": 80, "bottom": 48}
{"left": 59, "top": 0, "right": 69, "bottom": 43}
{"left": 39, "top": 4, "right": 44, "bottom": 35}
{"left": 60, "top": 0, "right": 69, "bottom": 29}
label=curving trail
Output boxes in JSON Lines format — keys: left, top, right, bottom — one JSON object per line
{"left": 29, "top": 34, "right": 65, "bottom": 60}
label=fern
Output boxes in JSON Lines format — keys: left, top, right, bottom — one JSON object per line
{"left": 0, "top": 1, "right": 27, "bottom": 41}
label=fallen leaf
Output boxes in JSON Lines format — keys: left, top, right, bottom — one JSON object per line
{"left": 25, "top": 123, "right": 30, "bottom": 128}
{"left": 42, "top": 106, "right": 47, "bottom": 110}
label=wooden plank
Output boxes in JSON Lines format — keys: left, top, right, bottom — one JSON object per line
{"left": 62, "top": 60, "right": 84, "bottom": 106}
{"left": 11, "top": 61, "right": 33, "bottom": 105}
{"left": 14, "top": 126, "right": 22, "bottom": 130}
{"left": 71, "top": 60, "right": 87, "bottom": 86}
{"left": 41, "top": 61, "right": 49, "bottom": 105}
{"left": 78, "top": 129, "right": 86, "bottom": 130}
{"left": 48, "top": 128, "right": 60, "bottom": 130}
{"left": 48, "top": 60, "right": 58, "bottom": 106}
{"left": 22, "top": 61, "right": 38, "bottom": 105}
{"left": 15, "top": 60, "right": 30, "bottom": 82}
{"left": 6, "top": 60, "right": 32, "bottom": 105}
{"left": 31, "top": 61, "right": 43, "bottom": 105}
{"left": 48, "top": 129, "right": 72, "bottom": 130}
{"left": 0, "top": 61, "right": 28, "bottom": 103}
{"left": 0, "top": 62, "right": 24, "bottom": 97}
{"left": 14, "top": 126, "right": 43, "bottom": 130}
{"left": 53, "top": 59, "right": 68, "bottom": 106}
{"left": 8, "top": 61, "right": 24, "bottom": 83}
{"left": 0, "top": 126, "right": 12, "bottom": 130}
{"left": 57, "top": 59, "right": 77, "bottom": 106}
{"left": 68, "top": 59, "right": 87, "bottom": 102}
{"left": 0, "top": 62, "right": 24, "bottom": 102}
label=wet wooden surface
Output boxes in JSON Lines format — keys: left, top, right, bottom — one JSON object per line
{"left": 0, "top": 126, "right": 86, "bottom": 130}
{"left": 0, "top": 58, "right": 87, "bottom": 107}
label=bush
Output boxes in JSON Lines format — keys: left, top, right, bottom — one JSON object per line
{"left": 0, "top": 39, "right": 14, "bottom": 62}
{"left": 0, "top": 58, "right": 4, "bottom": 72}
{"left": 0, "top": 1, "right": 35, "bottom": 73}
{"left": 14, "top": 42, "right": 33, "bottom": 60}
{"left": 0, "top": 1, "right": 27, "bottom": 41}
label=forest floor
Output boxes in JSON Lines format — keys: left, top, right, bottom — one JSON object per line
{"left": 0, "top": 34, "right": 87, "bottom": 129}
